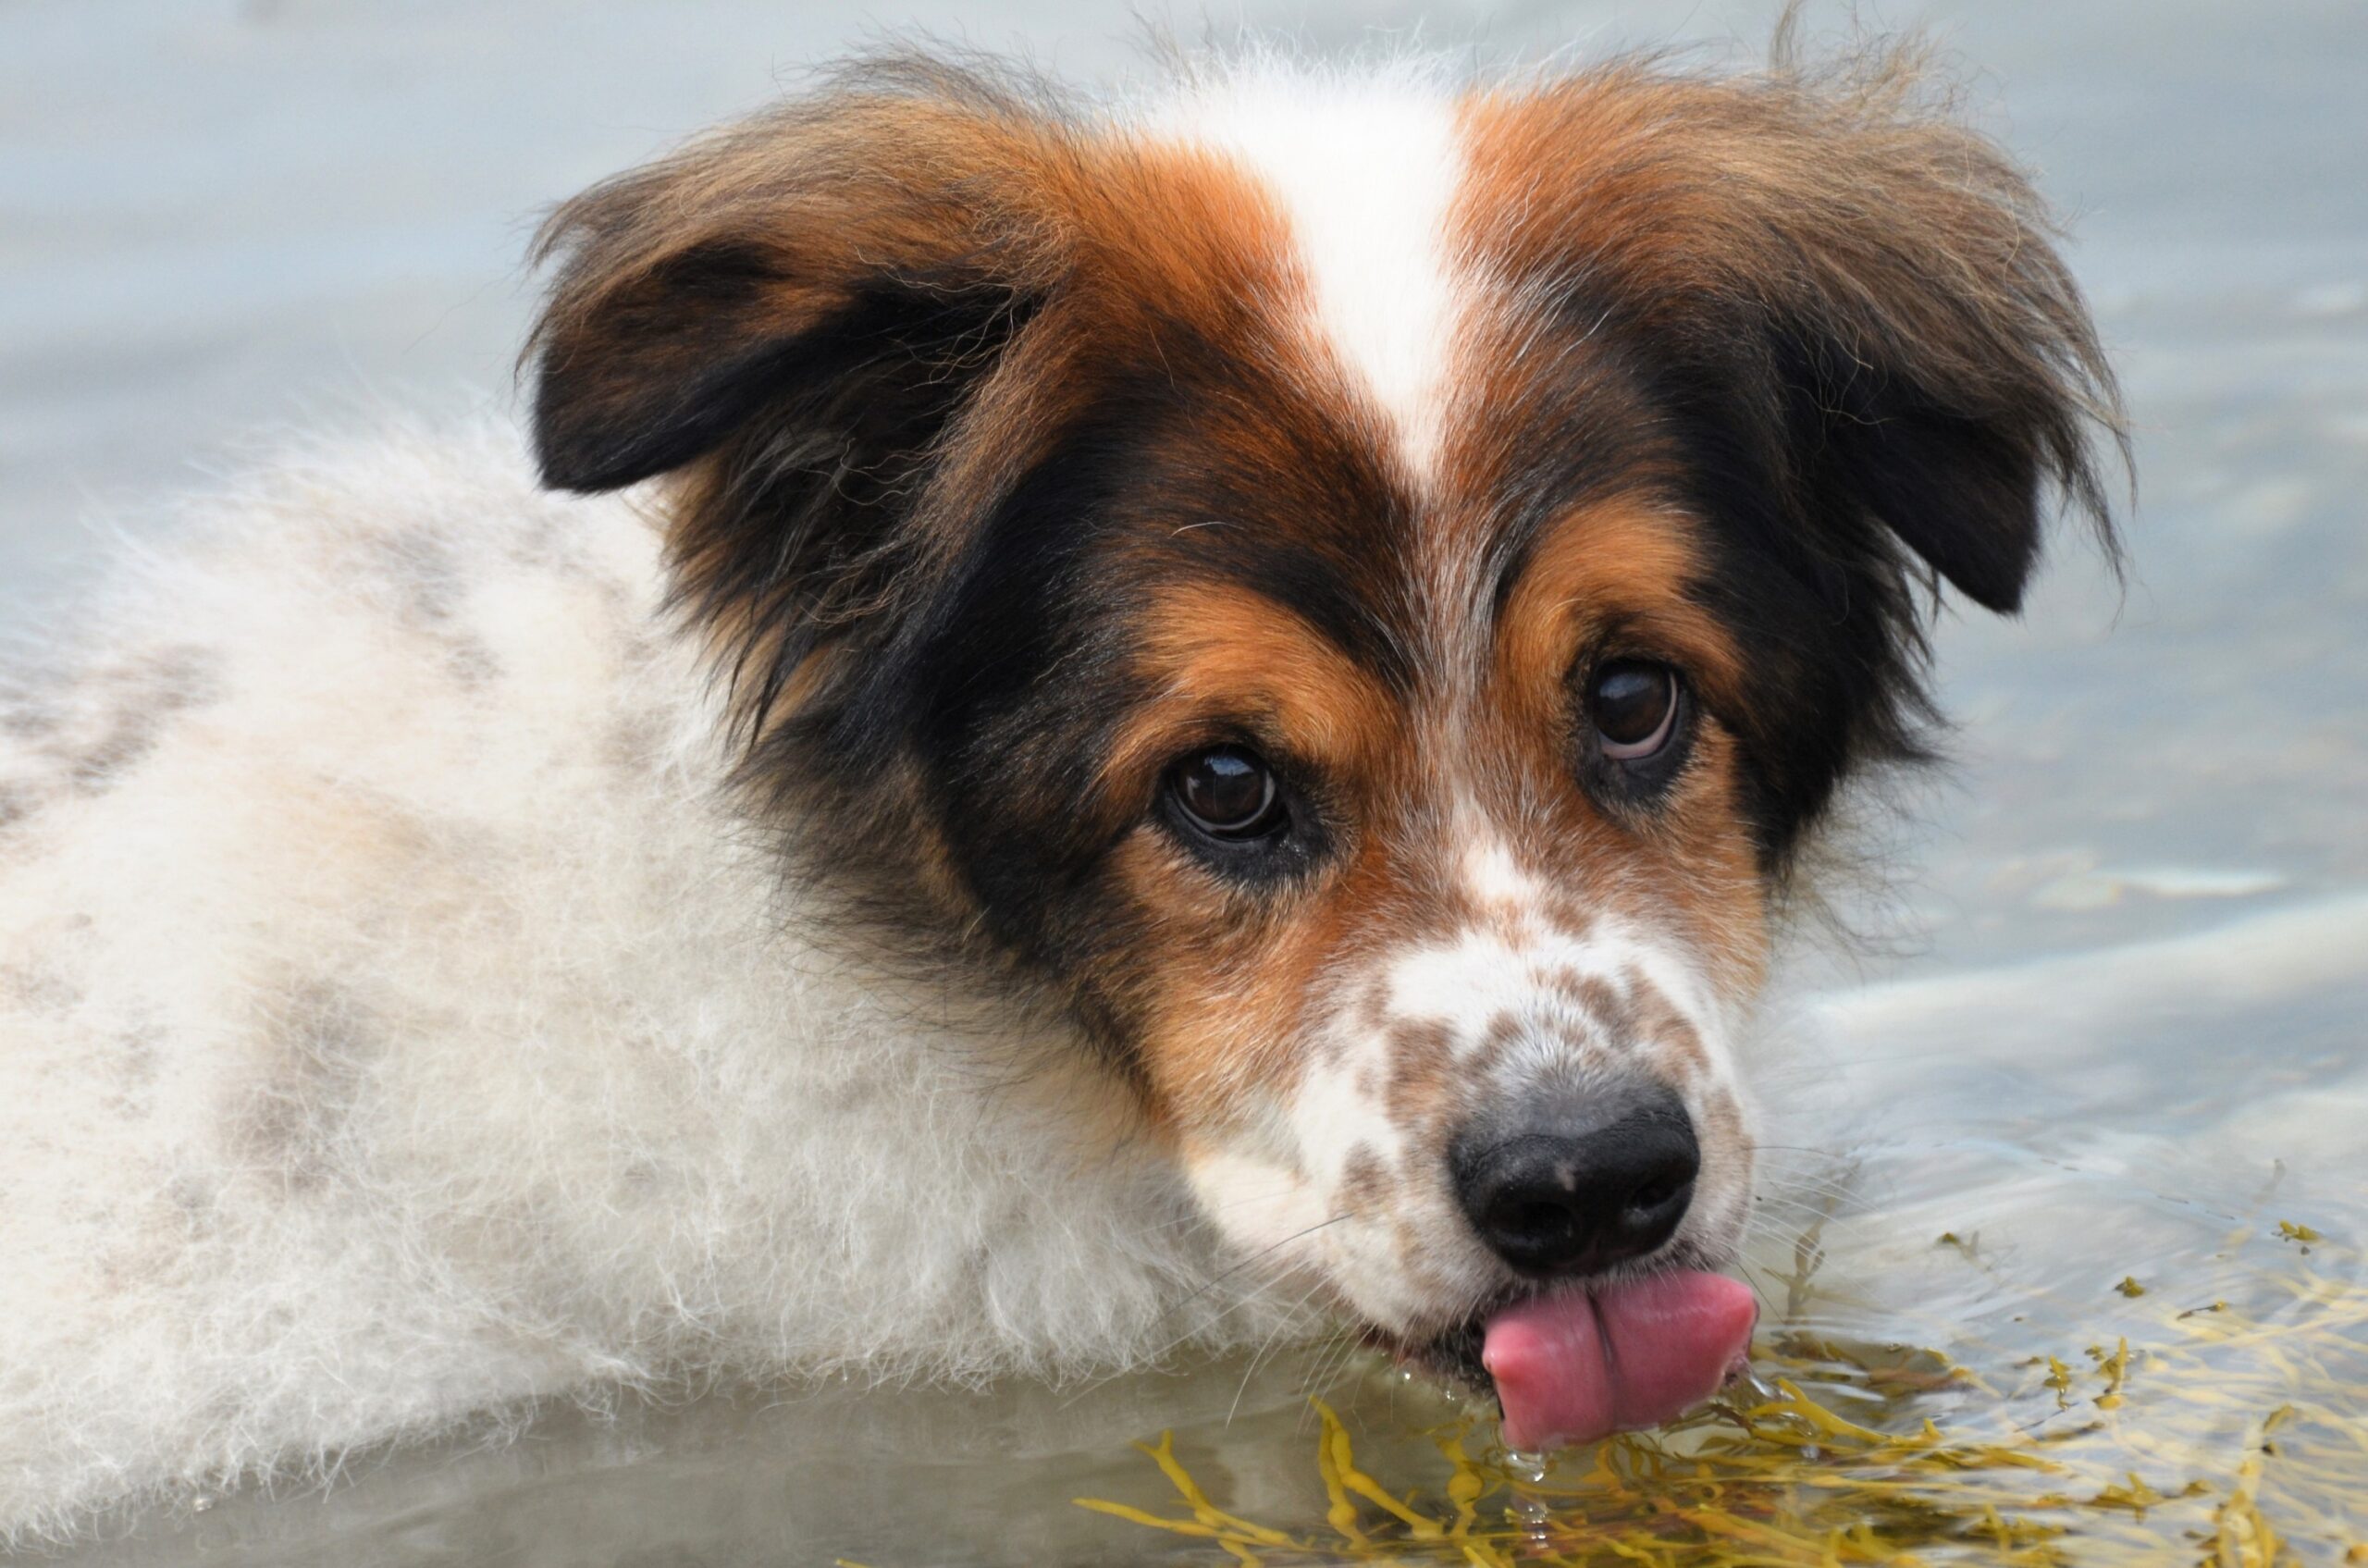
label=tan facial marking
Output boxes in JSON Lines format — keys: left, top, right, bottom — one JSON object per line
{"left": 1098, "top": 581, "right": 1399, "bottom": 808}
{"left": 1493, "top": 498, "right": 1748, "bottom": 725}
{"left": 1083, "top": 583, "right": 1408, "bottom": 1124}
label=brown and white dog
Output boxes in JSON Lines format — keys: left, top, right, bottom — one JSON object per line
{"left": 0, "top": 38, "right": 2116, "bottom": 1540}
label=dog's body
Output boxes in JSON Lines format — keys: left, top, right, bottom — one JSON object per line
{"left": 0, "top": 426, "right": 1278, "bottom": 1539}
{"left": 1, "top": 43, "right": 2116, "bottom": 1542}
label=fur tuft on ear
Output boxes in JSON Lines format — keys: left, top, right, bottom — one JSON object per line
{"left": 524, "top": 57, "right": 1088, "bottom": 736}
{"left": 526, "top": 59, "right": 1071, "bottom": 495}
{"left": 1469, "top": 28, "right": 2127, "bottom": 619}
{"left": 1744, "top": 30, "right": 2128, "bottom": 614}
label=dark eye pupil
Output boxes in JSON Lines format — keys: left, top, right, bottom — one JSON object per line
{"left": 1174, "top": 747, "right": 1279, "bottom": 836}
{"left": 1591, "top": 661, "right": 1674, "bottom": 747}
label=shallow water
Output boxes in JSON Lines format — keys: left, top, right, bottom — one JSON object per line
{"left": 6, "top": 0, "right": 2365, "bottom": 1562}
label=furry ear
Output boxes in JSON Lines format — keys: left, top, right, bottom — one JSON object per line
{"left": 1477, "top": 39, "right": 2125, "bottom": 616}
{"left": 1757, "top": 202, "right": 2122, "bottom": 613}
{"left": 1775, "top": 331, "right": 2091, "bottom": 615}
{"left": 525, "top": 64, "right": 1074, "bottom": 729}
{"left": 525, "top": 67, "right": 1063, "bottom": 497}
{"left": 530, "top": 237, "right": 1021, "bottom": 497}
{"left": 1731, "top": 45, "right": 2128, "bottom": 614}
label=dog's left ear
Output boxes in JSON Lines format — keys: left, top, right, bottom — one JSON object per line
{"left": 1733, "top": 57, "right": 2127, "bottom": 615}
{"left": 1746, "top": 153, "right": 2126, "bottom": 616}
{"left": 1492, "top": 50, "right": 2126, "bottom": 615}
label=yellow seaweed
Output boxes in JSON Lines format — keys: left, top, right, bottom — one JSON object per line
{"left": 1080, "top": 1220, "right": 2366, "bottom": 1566}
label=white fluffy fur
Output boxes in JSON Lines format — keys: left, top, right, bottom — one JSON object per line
{"left": 1154, "top": 58, "right": 1465, "bottom": 482}
{"left": 0, "top": 426, "right": 1292, "bottom": 1544}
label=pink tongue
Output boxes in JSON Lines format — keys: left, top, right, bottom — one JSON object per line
{"left": 1481, "top": 1271, "right": 1758, "bottom": 1451}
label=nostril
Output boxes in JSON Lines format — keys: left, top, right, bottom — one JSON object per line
{"left": 1623, "top": 1148, "right": 1697, "bottom": 1212}
{"left": 1450, "top": 1083, "right": 1700, "bottom": 1278}
{"left": 1628, "top": 1173, "right": 1683, "bottom": 1213}
{"left": 1504, "top": 1200, "right": 1569, "bottom": 1237}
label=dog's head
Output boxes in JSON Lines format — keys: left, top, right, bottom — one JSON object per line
{"left": 527, "top": 48, "right": 2116, "bottom": 1424}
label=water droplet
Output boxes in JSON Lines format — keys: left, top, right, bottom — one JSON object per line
{"left": 190, "top": 1494, "right": 215, "bottom": 1513}
{"left": 1799, "top": 1443, "right": 1821, "bottom": 1463}
{"left": 1503, "top": 1448, "right": 1550, "bottom": 1483}
{"left": 1508, "top": 1488, "right": 1552, "bottom": 1544}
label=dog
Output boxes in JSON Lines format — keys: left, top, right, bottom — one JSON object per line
{"left": 0, "top": 37, "right": 2119, "bottom": 1542}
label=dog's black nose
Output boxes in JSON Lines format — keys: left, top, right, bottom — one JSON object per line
{"left": 1450, "top": 1083, "right": 1699, "bottom": 1277}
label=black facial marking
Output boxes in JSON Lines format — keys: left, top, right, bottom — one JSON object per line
{"left": 869, "top": 355, "right": 1409, "bottom": 954}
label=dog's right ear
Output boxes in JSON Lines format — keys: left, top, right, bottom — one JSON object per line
{"left": 526, "top": 77, "right": 1060, "bottom": 497}
{"left": 527, "top": 70, "right": 1076, "bottom": 731}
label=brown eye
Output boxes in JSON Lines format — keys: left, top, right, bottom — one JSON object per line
{"left": 1168, "top": 746, "right": 1285, "bottom": 840}
{"left": 1588, "top": 660, "right": 1681, "bottom": 760}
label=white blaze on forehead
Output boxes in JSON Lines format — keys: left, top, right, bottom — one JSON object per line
{"left": 1151, "top": 59, "right": 1465, "bottom": 481}
{"left": 1462, "top": 835, "right": 1544, "bottom": 906}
